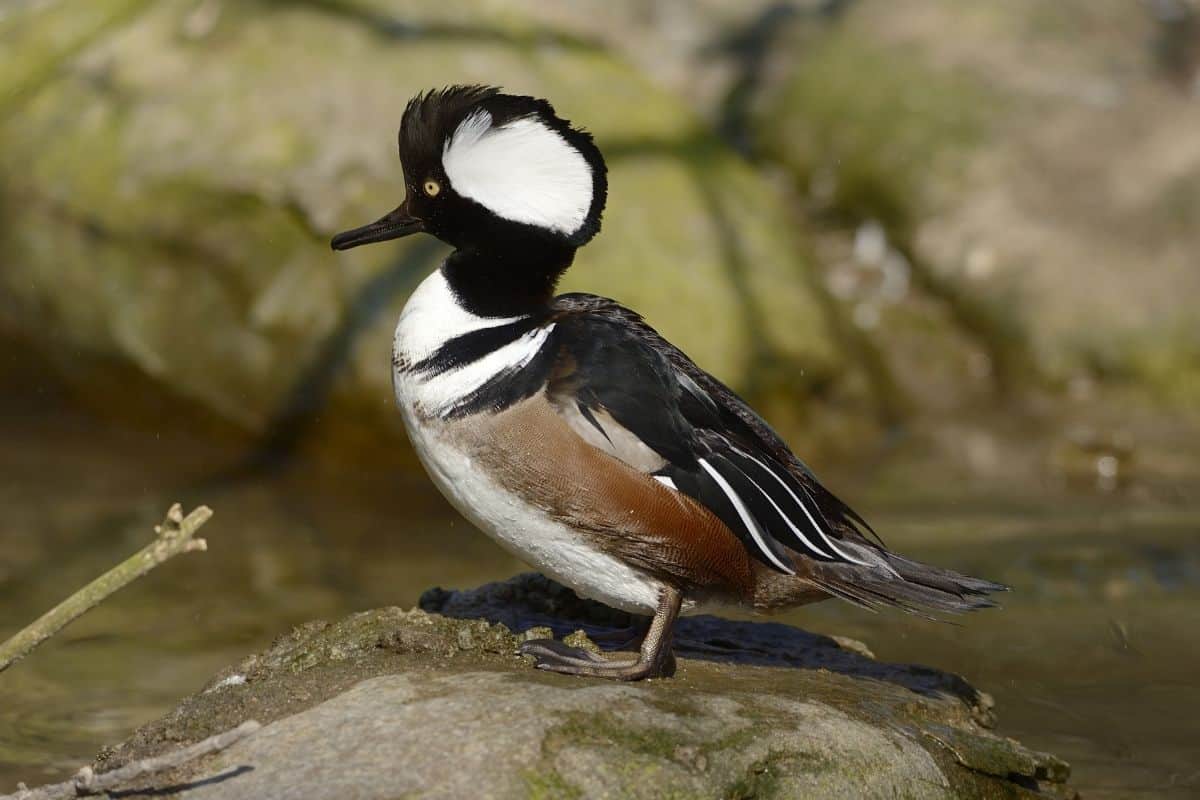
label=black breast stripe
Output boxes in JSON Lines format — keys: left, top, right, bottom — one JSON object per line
{"left": 441, "top": 328, "right": 560, "bottom": 419}
{"left": 409, "top": 316, "right": 545, "bottom": 377}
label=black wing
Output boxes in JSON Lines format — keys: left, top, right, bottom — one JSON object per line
{"left": 549, "top": 293, "right": 889, "bottom": 576}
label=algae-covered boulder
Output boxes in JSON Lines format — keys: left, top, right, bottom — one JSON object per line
{"left": 755, "top": 0, "right": 1200, "bottom": 407}
{"left": 87, "top": 575, "right": 1073, "bottom": 799}
{"left": 0, "top": 0, "right": 833, "bottom": 460}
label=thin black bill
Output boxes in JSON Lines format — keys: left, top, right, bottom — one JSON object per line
{"left": 330, "top": 205, "right": 424, "bottom": 250}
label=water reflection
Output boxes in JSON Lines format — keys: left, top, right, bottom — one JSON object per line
{"left": 0, "top": 412, "right": 1197, "bottom": 799}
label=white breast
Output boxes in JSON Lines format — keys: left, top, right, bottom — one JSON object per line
{"left": 391, "top": 270, "right": 551, "bottom": 417}
{"left": 392, "top": 269, "right": 664, "bottom": 614}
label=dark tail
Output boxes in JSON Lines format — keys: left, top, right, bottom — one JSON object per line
{"left": 808, "top": 552, "right": 1007, "bottom": 618}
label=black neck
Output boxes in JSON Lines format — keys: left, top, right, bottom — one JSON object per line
{"left": 442, "top": 241, "right": 576, "bottom": 317}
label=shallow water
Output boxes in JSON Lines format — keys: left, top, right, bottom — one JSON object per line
{"left": 0, "top": 412, "right": 1197, "bottom": 798}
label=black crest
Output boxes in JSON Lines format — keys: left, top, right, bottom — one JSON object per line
{"left": 398, "top": 85, "right": 608, "bottom": 246}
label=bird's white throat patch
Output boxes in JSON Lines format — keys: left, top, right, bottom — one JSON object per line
{"left": 442, "top": 109, "right": 593, "bottom": 236}
{"left": 393, "top": 269, "right": 550, "bottom": 418}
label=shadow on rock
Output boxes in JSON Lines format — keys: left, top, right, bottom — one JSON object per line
{"left": 420, "top": 572, "right": 993, "bottom": 724}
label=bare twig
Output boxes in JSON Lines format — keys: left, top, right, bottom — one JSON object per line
{"left": 0, "top": 503, "right": 213, "bottom": 674}
{"left": 4, "top": 720, "right": 260, "bottom": 800}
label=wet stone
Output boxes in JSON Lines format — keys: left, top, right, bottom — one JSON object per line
{"left": 80, "top": 574, "right": 1074, "bottom": 800}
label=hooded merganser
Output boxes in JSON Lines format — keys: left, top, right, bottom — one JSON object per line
{"left": 332, "top": 86, "right": 1004, "bottom": 680}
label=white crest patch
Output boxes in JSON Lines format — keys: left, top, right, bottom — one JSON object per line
{"left": 442, "top": 110, "right": 593, "bottom": 235}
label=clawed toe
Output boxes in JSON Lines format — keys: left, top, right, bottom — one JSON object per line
{"left": 517, "top": 638, "right": 614, "bottom": 667}
{"left": 516, "top": 637, "right": 672, "bottom": 680}
{"left": 514, "top": 586, "right": 682, "bottom": 681}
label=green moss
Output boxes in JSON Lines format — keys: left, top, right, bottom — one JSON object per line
{"left": 704, "top": 719, "right": 768, "bottom": 758}
{"left": 546, "top": 710, "right": 686, "bottom": 762}
{"left": 90, "top": 576, "right": 1073, "bottom": 797}
{"left": 522, "top": 767, "right": 583, "bottom": 800}
{"left": 722, "top": 750, "right": 805, "bottom": 800}
{"left": 923, "top": 723, "right": 1069, "bottom": 784}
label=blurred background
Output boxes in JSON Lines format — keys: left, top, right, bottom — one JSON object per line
{"left": 1, "top": 0, "right": 1198, "bottom": 797}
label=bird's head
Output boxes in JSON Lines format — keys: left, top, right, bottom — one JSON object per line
{"left": 331, "top": 85, "right": 607, "bottom": 254}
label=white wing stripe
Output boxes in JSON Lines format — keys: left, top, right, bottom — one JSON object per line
{"left": 698, "top": 458, "right": 795, "bottom": 575}
{"left": 729, "top": 458, "right": 836, "bottom": 560}
{"left": 732, "top": 448, "right": 873, "bottom": 567}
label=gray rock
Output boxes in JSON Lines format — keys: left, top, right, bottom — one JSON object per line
{"left": 90, "top": 575, "right": 1073, "bottom": 799}
{"left": 170, "top": 672, "right": 956, "bottom": 800}
{"left": 756, "top": 1, "right": 1200, "bottom": 408}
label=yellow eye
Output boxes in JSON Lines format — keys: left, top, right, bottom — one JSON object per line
{"left": 423, "top": 179, "right": 441, "bottom": 197}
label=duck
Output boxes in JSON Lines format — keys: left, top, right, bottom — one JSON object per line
{"left": 331, "top": 85, "right": 1004, "bottom": 680}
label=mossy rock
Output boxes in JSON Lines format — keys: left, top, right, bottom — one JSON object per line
{"left": 755, "top": 1, "right": 1200, "bottom": 409}
{"left": 82, "top": 575, "right": 1073, "bottom": 799}
{"left": 0, "top": 0, "right": 835, "bottom": 461}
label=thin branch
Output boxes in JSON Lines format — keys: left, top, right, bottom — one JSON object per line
{"left": 0, "top": 503, "right": 213, "bottom": 674}
{"left": 4, "top": 720, "right": 260, "bottom": 800}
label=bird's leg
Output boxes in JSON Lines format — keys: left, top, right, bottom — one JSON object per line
{"left": 518, "top": 586, "right": 682, "bottom": 680}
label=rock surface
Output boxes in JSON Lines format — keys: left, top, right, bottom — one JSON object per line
{"left": 90, "top": 574, "right": 1073, "bottom": 799}
{"left": 756, "top": 0, "right": 1200, "bottom": 408}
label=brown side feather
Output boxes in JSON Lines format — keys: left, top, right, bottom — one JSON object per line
{"left": 454, "top": 395, "right": 758, "bottom": 600}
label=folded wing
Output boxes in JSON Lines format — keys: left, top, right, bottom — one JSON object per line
{"left": 548, "top": 293, "right": 891, "bottom": 577}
